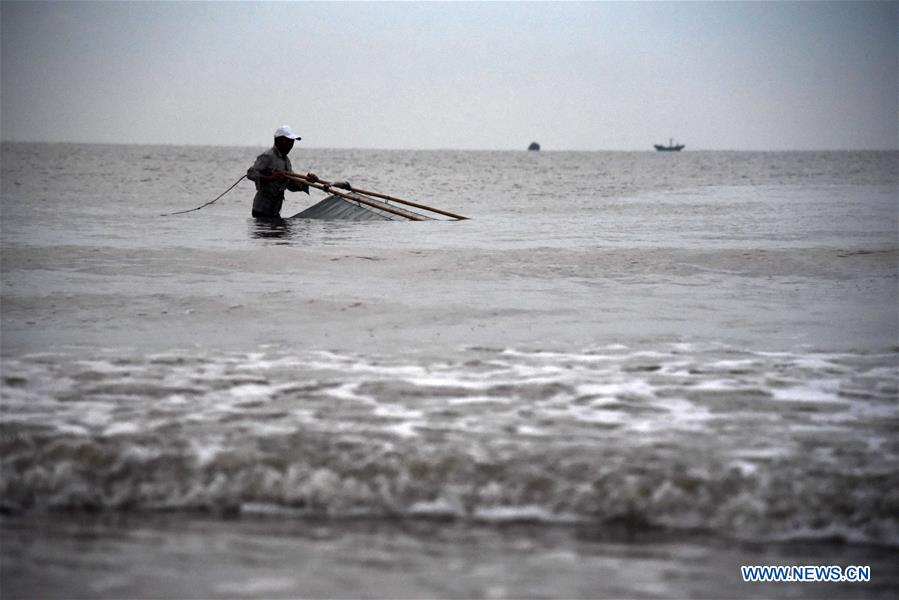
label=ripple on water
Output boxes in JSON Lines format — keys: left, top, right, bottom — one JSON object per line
{"left": 1, "top": 344, "right": 897, "bottom": 545}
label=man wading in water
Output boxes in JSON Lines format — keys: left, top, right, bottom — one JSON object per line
{"left": 246, "top": 125, "right": 349, "bottom": 219}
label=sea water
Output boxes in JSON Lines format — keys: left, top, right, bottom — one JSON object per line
{"left": 1, "top": 143, "right": 898, "bottom": 598}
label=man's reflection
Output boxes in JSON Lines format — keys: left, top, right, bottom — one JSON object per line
{"left": 248, "top": 217, "right": 293, "bottom": 243}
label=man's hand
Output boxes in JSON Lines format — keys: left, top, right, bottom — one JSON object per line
{"left": 305, "top": 172, "right": 320, "bottom": 183}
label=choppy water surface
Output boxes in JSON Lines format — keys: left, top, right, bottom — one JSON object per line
{"left": 3, "top": 344, "right": 898, "bottom": 540}
{"left": 2, "top": 144, "right": 898, "bottom": 598}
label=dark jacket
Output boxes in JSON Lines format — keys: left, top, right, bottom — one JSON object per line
{"left": 246, "top": 147, "right": 308, "bottom": 217}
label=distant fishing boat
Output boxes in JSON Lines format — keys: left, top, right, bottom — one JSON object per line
{"left": 654, "top": 138, "right": 685, "bottom": 152}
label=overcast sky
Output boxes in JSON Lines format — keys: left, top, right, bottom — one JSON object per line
{"left": 1, "top": 1, "right": 896, "bottom": 150}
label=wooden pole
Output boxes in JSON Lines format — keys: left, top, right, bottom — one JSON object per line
{"left": 284, "top": 172, "right": 468, "bottom": 220}
{"left": 281, "top": 173, "right": 428, "bottom": 221}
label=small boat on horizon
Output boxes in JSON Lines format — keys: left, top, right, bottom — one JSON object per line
{"left": 654, "top": 138, "right": 685, "bottom": 152}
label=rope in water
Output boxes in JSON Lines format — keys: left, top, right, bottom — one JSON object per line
{"left": 161, "top": 175, "right": 246, "bottom": 216}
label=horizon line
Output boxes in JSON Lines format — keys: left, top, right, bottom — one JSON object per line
{"left": 1, "top": 139, "right": 896, "bottom": 153}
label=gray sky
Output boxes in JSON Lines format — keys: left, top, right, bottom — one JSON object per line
{"left": 1, "top": 1, "right": 896, "bottom": 150}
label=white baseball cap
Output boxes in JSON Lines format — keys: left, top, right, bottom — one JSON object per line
{"left": 274, "top": 125, "right": 301, "bottom": 140}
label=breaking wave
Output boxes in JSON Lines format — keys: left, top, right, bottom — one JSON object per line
{"left": 2, "top": 344, "right": 897, "bottom": 546}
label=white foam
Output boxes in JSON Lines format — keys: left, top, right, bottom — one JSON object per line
{"left": 473, "top": 505, "right": 577, "bottom": 524}
{"left": 630, "top": 350, "right": 675, "bottom": 359}
{"left": 733, "top": 446, "right": 788, "bottom": 460}
{"left": 514, "top": 424, "right": 547, "bottom": 436}
{"left": 102, "top": 422, "right": 140, "bottom": 436}
{"left": 228, "top": 384, "right": 273, "bottom": 400}
{"left": 234, "top": 355, "right": 304, "bottom": 371}
{"left": 54, "top": 423, "right": 90, "bottom": 436}
{"left": 5, "top": 343, "right": 897, "bottom": 541}
{"left": 327, "top": 382, "right": 373, "bottom": 403}
{"left": 708, "top": 359, "right": 757, "bottom": 370}
{"left": 408, "top": 498, "right": 461, "bottom": 517}
{"left": 373, "top": 403, "right": 423, "bottom": 419}
{"left": 599, "top": 343, "right": 630, "bottom": 351}
{"left": 576, "top": 379, "right": 655, "bottom": 398}
{"left": 190, "top": 440, "right": 225, "bottom": 467}
{"left": 77, "top": 403, "right": 115, "bottom": 428}
{"left": 162, "top": 394, "right": 188, "bottom": 405}
{"left": 346, "top": 362, "right": 428, "bottom": 377}
{"left": 665, "top": 369, "right": 694, "bottom": 378}
{"left": 727, "top": 460, "right": 759, "bottom": 476}
{"left": 447, "top": 395, "right": 512, "bottom": 405}
{"left": 671, "top": 342, "right": 700, "bottom": 352}
{"left": 501, "top": 349, "right": 627, "bottom": 363}
{"left": 772, "top": 380, "right": 843, "bottom": 403}
{"left": 246, "top": 422, "right": 299, "bottom": 437}
{"left": 74, "top": 360, "right": 136, "bottom": 374}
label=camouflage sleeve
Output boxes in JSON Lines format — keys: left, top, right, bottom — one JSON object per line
{"left": 246, "top": 152, "right": 272, "bottom": 182}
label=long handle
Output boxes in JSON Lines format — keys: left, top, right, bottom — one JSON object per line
{"left": 281, "top": 173, "right": 428, "bottom": 221}
{"left": 286, "top": 172, "right": 468, "bottom": 220}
